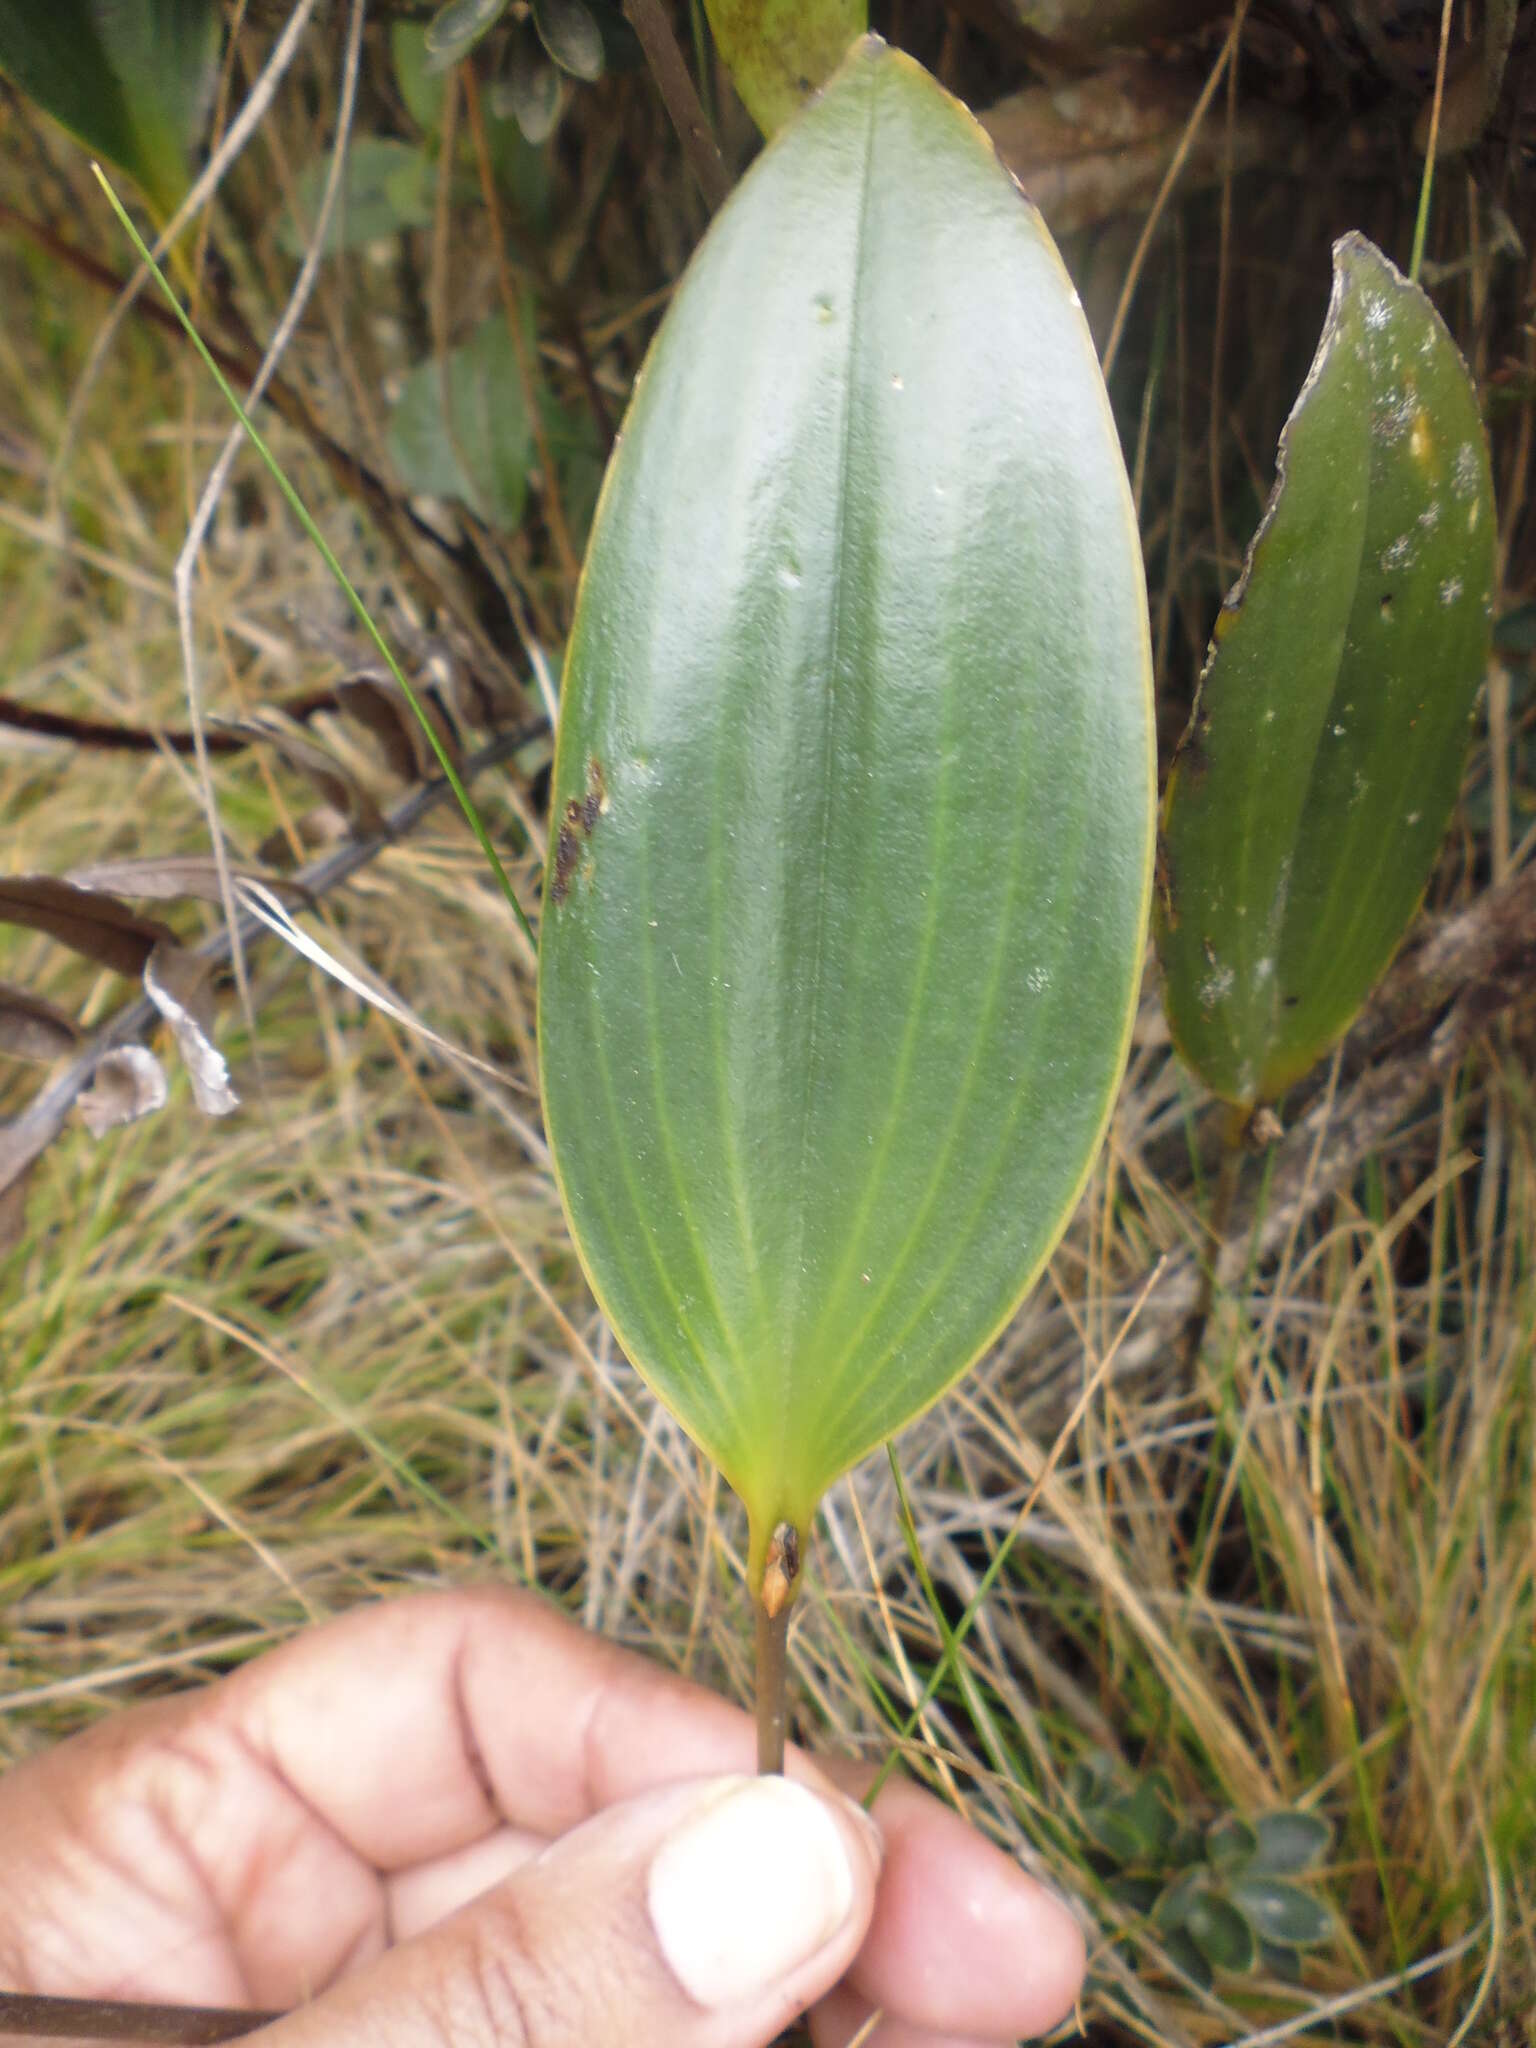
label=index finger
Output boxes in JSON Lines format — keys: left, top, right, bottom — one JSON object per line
{"left": 211, "top": 1586, "right": 764, "bottom": 1868}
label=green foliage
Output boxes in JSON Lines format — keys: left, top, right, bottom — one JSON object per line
{"left": 424, "top": 0, "right": 514, "bottom": 72}
{"left": 703, "top": 0, "right": 866, "bottom": 134}
{"left": 392, "top": 20, "right": 453, "bottom": 131}
{"left": 538, "top": 39, "right": 1153, "bottom": 1577}
{"left": 491, "top": 30, "right": 564, "bottom": 146}
{"left": 1077, "top": 1761, "right": 1334, "bottom": 1990}
{"left": 389, "top": 315, "right": 602, "bottom": 542}
{"left": 281, "top": 137, "right": 437, "bottom": 256}
{"left": 392, "top": 22, "right": 557, "bottom": 203}
{"left": 530, "top": 0, "right": 606, "bottom": 80}
{"left": 389, "top": 317, "right": 537, "bottom": 530}
{"left": 0, "top": 0, "right": 220, "bottom": 216}
{"left": 1154, "top": 233, "right": 1496, "bottom": 1108}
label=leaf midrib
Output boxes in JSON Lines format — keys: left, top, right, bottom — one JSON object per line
{"left": 783, "top": 66, "right": 882, "bottom": 1416}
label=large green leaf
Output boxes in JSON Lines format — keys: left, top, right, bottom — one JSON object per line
{"left": 538, "top": 38, "right": 1153, "bottom": 1577}
{"left": 1155, "top": 234, "right": 1495, "bottom": 1108}
{"left": 0, "top": 0, "right": 219, "bottom": 217}
{"left": 704, "top": 0, "right": 865, "bottom": 134}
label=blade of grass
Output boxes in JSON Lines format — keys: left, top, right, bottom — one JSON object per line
{"left": 863, "top": 1260, "right": 1164, "bottom": 1806}
{"left": 91, "top": 166, "right": 539, "bottom": 951}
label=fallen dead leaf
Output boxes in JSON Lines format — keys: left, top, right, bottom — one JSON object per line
{"left": 0, "top": 876, "right": 176, "bottom": 977}
{"left": 69, "top": 856, "right": 312, "bottom": 908}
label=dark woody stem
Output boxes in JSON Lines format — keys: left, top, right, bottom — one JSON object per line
{"left": 0, "top": 1991, "right": 277, "bottom": 2043}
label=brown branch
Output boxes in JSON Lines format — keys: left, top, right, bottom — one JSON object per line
{"left": 0, "top": 1990, "right": 273, "bottom": 2045}
{"left": 620, "top": 0, "right": 731, "bottom": 213}
{"left": 1338, "top": 862, "right": 1536, "bottom": 1066}
{"left": 0, "top": 685, "right": 348, "bottom": 755}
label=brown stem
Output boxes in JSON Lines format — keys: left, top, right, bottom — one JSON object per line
{"left": 754, "top": 1520, "right": 800, "bottom": 1773}
{"left": 619, "top": 0, "right": 731, "bottom": 212}
{"left": 755, "top": 1595, "right": 791, "bottom": 1775}
{"left": 0, "top": 1991, "right": 275, "bottom": 2044}
{"left": 1182, "top": 1100, "right": 1251, "bottom": 1367}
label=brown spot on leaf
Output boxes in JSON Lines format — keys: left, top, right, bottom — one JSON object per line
{"left": 551, "top": 823, "right": 581, "bottom": 905}
{"left": 548, "top": 759, "right": 607, "bottom": 906}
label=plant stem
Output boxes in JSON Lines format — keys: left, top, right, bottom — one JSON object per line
{"left": 619, "top": 0, "right": 731, "bottom": 212}
{"left": 1408, "top": 0, "right": 1456, "bottom": 284}
{"left": 0, "top": 1992, "right": 273, "bottom": 2044}
{"left": 753, "top": 1519, "right": 800, "bottom": 1773}
{"left": 1184, "top": 1100, "right": 1252, "bottom": 1366}
{"left": 755, "top": 1596, "right": 790, "bottom": 1774}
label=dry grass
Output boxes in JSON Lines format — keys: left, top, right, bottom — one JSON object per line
{"left": 2, "top": 8, "right": 1534, "bottom": 2044}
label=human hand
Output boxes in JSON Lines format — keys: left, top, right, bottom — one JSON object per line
{"left": 0, "top": 1589, "right": 1084, "bottom": 2047}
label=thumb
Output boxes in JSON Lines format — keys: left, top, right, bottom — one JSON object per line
{"left": 255, "top": 1774, "right": 883, "bottom": 2048}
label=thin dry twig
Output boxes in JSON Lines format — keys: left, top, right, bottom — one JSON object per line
{"left": 1101, "top": 0, "right": 1251, "bottom": 384}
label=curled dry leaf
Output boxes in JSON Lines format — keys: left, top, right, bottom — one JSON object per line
{"left": 335, "top": 672, "right": 463, "bottom": 784}
{"left": 0, "top": 979, "right": 82, "bottom": 1062}
{"left": 212, "top": 712, "right": 387, "bottom": 837}
{"left": 68, "top": 855, "right": 312, "bottom": 908}
{"left": 0, "top": 875, "right": 176, "bottom": 977}
{"left": 144, "top": 944, "right": 238, "bottom": 1117}
{"left": 77, "top": 1045, "right": 168, "bottom": 1138}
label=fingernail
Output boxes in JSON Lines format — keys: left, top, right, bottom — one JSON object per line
{"left": 648, "top": 1776, "right": 873, "bottom": 2008}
